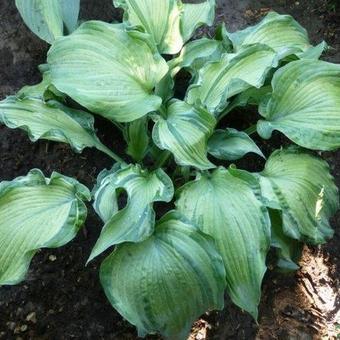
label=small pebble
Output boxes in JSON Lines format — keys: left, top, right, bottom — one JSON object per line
{"left": 16, "top": 307, "right": 23, "bottom": 317}
{"left": 26, "top": 312, "right": 37, "bottom": 324}
{"left": 6, "top": 321, "right": 16, "bottom": 330}
{"left": 49, "top": 255, "right": 57, "bottom": 262}
{"left": 20, "top": 325, "right": 28, "bottom": 332}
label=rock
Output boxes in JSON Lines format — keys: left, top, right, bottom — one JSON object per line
{"left": 26, "top": 312, "right": 37, "bottom": 324}
{"left": 20, "top": 325, "right": 28, "bottom": 332}
{"left": 49, "top": 255, "right": 57, "bottom": 262}
{"left": 16, "top": 307, "right": 23, "bottom": 317}
{"left": 6, "top": 321, "right": 16, "bottom": 331}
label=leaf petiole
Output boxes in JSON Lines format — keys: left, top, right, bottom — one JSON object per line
{"left": 153, "top": 150, "right": 171, "bottom": 169}
{"left": 95, "top": 143, "right": 126, "bottom": 164}
{"left": 244, "top": 124, "right": 257, "bottom": 136}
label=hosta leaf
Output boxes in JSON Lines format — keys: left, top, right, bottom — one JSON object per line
{"left": 156, "top": 37, "right": 224, "bottom": 102}
{"left": 17, "top": 70, "right": 52, "bottom": 100}
{"left": 15, "top": 0, "right": 80, "bottom": 44}
{"left": 124, "top": 117, "right": 149, "bottom": 162}
{"left": 60, "top": 0, "right": 80, "bottom": 33}
{"left": 89, "top": 165, "right": 174, "bottom": 261}
{"left": 257, "top": 60, "right": 340, "bottom": 151}
{"left": 176, "top": 167, "right": 271, "bottom": 318}
{"left": 154, "top": 72, "right": 175, "bottom": 103}
{"left": 225, "top": 12, "right": 313, "bottom": 58}
{"left": 181, "top": 0, "right": 215, "bottom": 42}
{"left": 114, "top": 0, "right": 215, "bottom": 54}
{"left": 186, "top": 44, "right": 278, "bottom": 115}
{"left": 0, "top": 169, "right": 90, "bottom": 285}
{"left": 298, "top": 41, "right": 328, "bottom": 60}
{"left": 225, "top": 86, "right": 272, "bottom": 112}
{"left": 258, "top": 148, "right": 339, "bottom": 244}
{"left": 92, "top": 165, "right": 121, "bottom": 224}
{"left": 17, "top": 66, "right": 65, "bottom": 102}
{"left": 159, "top": 34, "right": 229, "bottom": 102}
{"left": 100, "top": 211, "right": 226, "bottom": 339}
{"left": 114, "top": 0, "right": 182, "bottom": 54}
{"left": 169, "top": 37, "right": 225, "bottom": 78}
{"left": 214, "top": 23, "right": 233, "bottom": 51}
{"left": 48, "top": 21, "right": 168, "bottom": 123}
{"left": 269, "top": 209, "right": 302, "bottom": 272}
{"left": 16, "top": 0, "right": 63, "bottom": 43}
{"left": 208, "top": 128, "right": 265, "bottom": 161}
{"left": 152, "top": 100, "right": 216, "bottom": 170}
{"left": 0, "top": 96, "right": 115, "bottom": 158}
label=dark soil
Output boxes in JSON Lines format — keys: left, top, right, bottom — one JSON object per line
{"left": 0, "top": 0, "right": 339, "bottom": 339}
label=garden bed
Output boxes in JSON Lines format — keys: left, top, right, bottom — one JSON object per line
{"left": 0, "top": 0, "right": 339, "bottom": 339}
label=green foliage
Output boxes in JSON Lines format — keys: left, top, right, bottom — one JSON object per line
{"left": 0, "top": 169, "right": 90, "bottom": 285}
{"left": 100, "top": 211, "right": 226, "bottom": 339}
{"left": 15, "top": 0, "right": 80, "bottom": 43}
{"left": 152, "top": 99, "right": 216, "bottom": 169}
{"left": 0, "top": 96, "right": 118, "bottom": 158}
{"left": 224, "top": 11, "right": 323, "bottom": 59}
{"left": 208, "top": 128, "right": 265, "bottom": 161}
{"left": 186, "top": 44, "right": 279, "bottom": 115}
{"left": 257, "top": 60, "right": 340, "bottom": 150}
{"left": 47, "top": 21, "right": 168, "bottom": 123}
{"left": 114, "top": 0, "right": 215, "bottom": 54}
{"left": 0, "top": 1, "right": 339, "bottom": 339}
{"left": 257, "top": 147, "right": 338, "bottom": 244}
{"left": 89, "top": 164, "right": 174, "bottom": 261}
{"left": 176, "top": 167, "right": 271, "bottom": 319}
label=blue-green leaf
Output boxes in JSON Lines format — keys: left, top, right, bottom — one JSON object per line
{"left": 258, "top": 148, "right": 339, "bottom": 244}
{"left": 176, "top": 167, "right": 271, "bottom": 319}
{"left": 208, "top": 128, "right": 265, "bottom": 161}
{"left": 186, "top": 44, "right": 278, "bottom": 115}
{"left": 224, "top": 86, "right": 272, "bottom": 113}
{"left": 0, "top": 96, "right": 115, "bottom": 158}
{"left": 257, "top": 60, "right": 340, "bottom": 151}
{"left": 89, "top": 165, "right": 174, "bottom": 261}
{"left": 169, "top": 37, "right": 225, "bottom": 77}
{"left": 100, "top": 211, "right": 226, "bottom": 339}
{"left": 60, "top": 0, "right": 80, "bottom": 33}
{"left": 157, "top": 37, "right": 225, "bottom": 102}
{"left": 15, "top": 0, "right": 80, "bottom": 44}
{"left": 92, "top": 165, "right": 122, "bottom": 224}
{"left": 152, "top": 100, "right": 216, "bottom": 170}
{"left": 0, "top": 169, "right": 90, "bottom": 285}
{"left": 48, "top": 21, "right": 168, "bottom": 123}
{"left": 180, "top": 0, "right": 215, "bottom": 42}
{"left": 225, "top": 12, "right": 318, "bottom": 59}
{"left": 17, "top": 67, "right": 64, "bottom": 101}
{"left": 114, "top": 0, "right": 215, "bottom": 54}
{"left": 269, "top": 209, "right": 302, "bottom": 272}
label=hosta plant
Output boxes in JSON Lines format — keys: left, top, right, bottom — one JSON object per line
{"left": 1, "top": 0, "right": 340, "bottom": 338}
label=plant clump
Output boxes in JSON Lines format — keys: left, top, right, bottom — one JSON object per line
{"left": 0, "top": 1, "right": 340, "bottom": 339}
